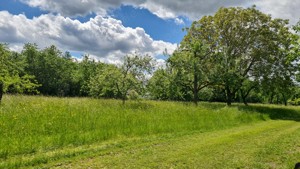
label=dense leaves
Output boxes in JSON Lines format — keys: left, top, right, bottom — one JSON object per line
{"left": 0, "top": 44, "right": 39, "bottom": 102}
{"left": 149, "top": 6, "right": 300, "bottom": 106}
{"left": 89, "top": 54, "right": 154, "bottom": 104}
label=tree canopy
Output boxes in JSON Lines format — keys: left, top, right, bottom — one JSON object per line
{"left": 151, "top": 6, "right": 300, "bottom": 105}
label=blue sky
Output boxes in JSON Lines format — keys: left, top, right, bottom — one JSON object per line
{"left": 0, "top": 0, "right": 46, "bottom": 18}
{"left": 0, "top": 1, "right": 189, "bottom": 43}
{"left": 110, "top": 5, "right": 190, "bottom": 43}
{"left": 0, "top": 0, "right": 298, "bottom": 63}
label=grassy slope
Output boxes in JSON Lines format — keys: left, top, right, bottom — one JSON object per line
{"left": 0, "top": 95, "right": 299, "bottom": 168}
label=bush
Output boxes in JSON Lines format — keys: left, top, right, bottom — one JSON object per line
{"left": 127, "top": 90, "right": 140, "bottom": 100}
{"left": 288, "top": 98, "right": 300, "bottom": 105}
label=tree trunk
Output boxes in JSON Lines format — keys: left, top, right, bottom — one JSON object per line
{"left": 282, "top": 93, "right": 287, "bottom": 106}
{"left": 269, "top": 93, "right": 274, "bottom": 104}
{"left": 122, "top": 94, "right": 126, "bottom": 105}
{"left": 240, "top": 90, "right": 248, "bottom": 106}
{"left": 242, "top": 96, "right": 248, "bottom": 106}
{"left": 226, "top": 95, "right": 232, "bottom": 106}
{"left": 240, "top": 85, "right": 256, "bottom": 106}
{"left": 225, "top": 87, "right": 232, "bottom": 106}
{"left": 0, "top": 81, "right": 3, "bottom": 104}
{"left": 192, "top": 57, "right": 199, "bottom": 106}
{"left": 193, "top": 73, "right": 198, "bottom": 106}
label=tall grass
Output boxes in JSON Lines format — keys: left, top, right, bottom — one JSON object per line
{"left": 0, "top": 95, "right": 268, "bottom": 159}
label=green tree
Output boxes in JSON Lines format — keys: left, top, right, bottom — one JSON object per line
{"left": 89, "top": 54, "right": 154, "bottom": 104}
{"left": 77, "top": 55, "right": 101, "bottom": 96}
{"left": 148, "top": 69, "right": 171, "bottom": 100}
{"left": 239, "top": 79, "right": 259, "bottom": 105}
{"left": 0, "top": 44, "right": 39, "bottom": 103}
{"left": 181, "top": 6, "right": 299, "bottom": 105}
{"left": 168, "top": 35, "right": 212, "bottom": 104}
{"left": 23, "top": 44, "right": 80, "bottom": 96}
{"left": 88, "top": 64, "right": 122, "bottom": 98}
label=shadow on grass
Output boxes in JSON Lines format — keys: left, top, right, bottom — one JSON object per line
{"left": 236, "top": 105, "right": 300, "bottom": 122}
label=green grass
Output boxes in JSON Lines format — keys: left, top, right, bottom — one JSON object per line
{"left": 52, "top": 120, "right": 300, "bottom": 169}
{"left": 0, "top": 95, "right": 299, "bottom": 168}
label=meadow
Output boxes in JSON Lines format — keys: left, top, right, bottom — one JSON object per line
{"left": 0, "top": 95, "right": 299, "bottom": 168}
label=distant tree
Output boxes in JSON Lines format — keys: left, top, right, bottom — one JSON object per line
{"left": 148, "top": 69, "right": 172, "bottom": 100}
{"left": 89, "top": 54, "right": 154, "bottom": 104}
{"left": 0, "top": 44, "right": 39, "bottom": 103}
{"left": 77, "top": 55, "right": 101, "bottom": 96}
{"left": 23, "top": 44, "right": 80, "bottom": 96}
{"left": 88, "top": 64, "right": 122, "bottom": 99}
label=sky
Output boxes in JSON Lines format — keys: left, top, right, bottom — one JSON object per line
{"left": 0, "top": 0, "right": 299, "bottom": 64}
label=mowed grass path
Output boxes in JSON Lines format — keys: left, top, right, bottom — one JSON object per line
{"left": 51, "top": 120, "right": 300, "bottom": 169}
{"left": 0, "top": 95, "right": 300, "bottom": 168}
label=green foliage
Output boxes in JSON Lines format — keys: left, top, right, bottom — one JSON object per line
{"left": 77, "top": 55, "right": 101, "bottom": 96}
{"left": 200, "top": 7, "right": 297, "bottom": 105}
{"left": 23, "top": 44, "right": 82, "bottom": 96}
{"left": 167, "top": 31, "right": 212, "bottom": 104}
{"left": 148, "top": 69, "right": 171, "bottom": 100}
{"left": 288, "top": 98, "right": 300, "bottom": 106}
{"left": 88, "top": 64, "right": 122, "bottom": 98}
{"left": 0, "top": 44, "right": 39, "bottom": 102}
{"left": 127, "top": 89, "right": 140, "bottom": 100}
{"left": 156, "top": 6, "right": 300, "bottom": 106}
{"left": 89, "top": 53, "right": 154, "bottom": 103}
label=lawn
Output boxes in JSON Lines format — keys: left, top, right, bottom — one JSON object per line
{"left": 0, "top": 95, "right": 299, "bottom": 168}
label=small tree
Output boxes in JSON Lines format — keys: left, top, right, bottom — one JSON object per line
{"left": 89, "top": 53, "right": 154, "bottom": 104}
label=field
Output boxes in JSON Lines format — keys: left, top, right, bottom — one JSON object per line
{"left": 0, "top": 95, "right": 299, "bottom": 168}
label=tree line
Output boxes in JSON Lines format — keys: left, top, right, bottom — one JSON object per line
{"left": 0, "top": 6, "right": 300, "bottom": 106}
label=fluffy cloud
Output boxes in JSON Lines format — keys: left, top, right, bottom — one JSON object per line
{"left": 20, "top": 0, "right": 140, "bottom": 17}
{"left": 140, "top": 0, "right": 251, "bottom": 20}
{"left": 0, "top": 11, "right": 177, "bottom": 64}
{"left": 255, "top": 0, "right": 300, "bottom": 24}
{"left": 20, "top": 0, "right": 299, "bottom": 24}
{"left": 20, "top": 0, "right": 250, "bottom": 21}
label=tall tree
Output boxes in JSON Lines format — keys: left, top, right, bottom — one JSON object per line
{"left": 0, "top": 44, "right": 39, "bottom": 103}
{"left": 23, "top": 44, "right": 80, "bottom": 96}
{"left": 78, "top": 55, "right": 101, "bottom": 96}
{"left": 180, "top": 6, "right": 299, "bottom": 105}
{"left": 169, "top": 25, "right": 214, "bottom": 105}
{"left": 0, "top": 44, "right": 10, "bottom": 102}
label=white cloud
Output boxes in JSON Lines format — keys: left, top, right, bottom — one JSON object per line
{"left": 174, "top": 18, "right": 185, "bottom": 25}
{"left": 140, "top": 2, "right": 176, "bottom": 19}
{"left": 0, "top": 11, "right": 177, "bottom": 63}
{"left": 20, "top": 0, "right": 141, "bottom": 17}
{"left": 20, "top": 0, "right": 300, "bottom": 24}
{"left": 255, "top": 0, "right": 300, "bottom": 25}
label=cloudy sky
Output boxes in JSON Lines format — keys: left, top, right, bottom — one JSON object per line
{"left": 0, "top": 0, "right": 299, "bottom": 63}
